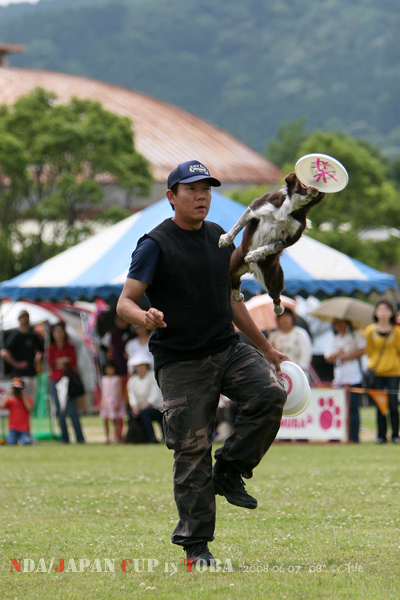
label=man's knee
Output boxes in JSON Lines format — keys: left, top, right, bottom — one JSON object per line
{"left": 174, "top": 447, "right": 213, "bottom": 490}
{"left": 249, "top": 383, "right": 287, "bottom": 414}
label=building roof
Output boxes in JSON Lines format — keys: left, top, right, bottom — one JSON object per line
{"left": 0, "top": 66, "right": 281, "bottom": 184}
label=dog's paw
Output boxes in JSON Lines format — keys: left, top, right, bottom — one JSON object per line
{"left": 244, "top": 249, "right": 262, "bottom": 263}
{"left": 232, "top": 290, "right": 245, "bottom": 302}
{"left": 219, "top": 233, "right": 233, "bottom": 248}
{"left": 274, "top": 304, "right": 285, "bottom": 315}
{"left": 275, "top": 240, "right": 286, "bottom": 250}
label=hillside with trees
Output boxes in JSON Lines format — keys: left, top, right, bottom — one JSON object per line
{"left": 0, "top": 0, "right": 399, "bottom": 157}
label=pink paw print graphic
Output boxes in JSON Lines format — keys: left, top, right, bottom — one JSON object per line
{"left": 319, "top": 397, "right": 342, "bottom": 430}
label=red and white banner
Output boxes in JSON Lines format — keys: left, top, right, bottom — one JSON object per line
{"left": 276, "top": 387, "right": 347, "bottom": 441}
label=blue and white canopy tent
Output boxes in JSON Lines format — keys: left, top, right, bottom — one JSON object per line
{"left": 0, "top": 192, "right": 397, "bottom": 302}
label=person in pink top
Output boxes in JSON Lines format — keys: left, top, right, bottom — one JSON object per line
{"left": 99, "top": 359, "right": 126, "bottom": 443}
{"left": 0, "top": 377, "right": 34, "bottom": 445}
{"left": 47, "top": 322, "right": 85, "bottom": 444}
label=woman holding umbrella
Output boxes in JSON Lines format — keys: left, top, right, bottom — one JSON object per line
{"left": 365, "top": 300, "right": 400, "bottom": 444}
{"left": 324, "top": 319, "right": 366, "bottom": 443}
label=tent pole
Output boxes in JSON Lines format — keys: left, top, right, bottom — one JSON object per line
{"left": 0, "top": 299, "right": 4, "bottom": 380}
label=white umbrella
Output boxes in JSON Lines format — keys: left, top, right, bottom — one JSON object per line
{"left": 0, "top": 300, "right": 60, "bottom": 331}
{"left": 309, "top": 297, "right": 374, "bottom": 329}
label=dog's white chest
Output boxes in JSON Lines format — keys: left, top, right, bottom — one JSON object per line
{"left": 250, "top": 205, "right": 301, "bottom": 251}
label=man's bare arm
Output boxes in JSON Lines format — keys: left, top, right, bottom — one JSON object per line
{"left": 231, "top": 297, "right": 288, "bottom": 371}
{"left": 116, "top": 278, "right": 167, "bottom": 330}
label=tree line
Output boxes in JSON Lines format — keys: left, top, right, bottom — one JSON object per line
{"left": 1, "top": 0, "right": 399, "bottom": 157}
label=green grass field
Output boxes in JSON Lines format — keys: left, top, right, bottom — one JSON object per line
{"left": 1, "top": 406, "right": 399, "bottom": 600}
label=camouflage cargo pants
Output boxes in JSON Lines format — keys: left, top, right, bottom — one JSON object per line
{"left": 157, "top": 342, "right": 286, "bottom": 547}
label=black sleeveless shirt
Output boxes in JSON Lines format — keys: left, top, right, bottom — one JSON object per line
{"left": 143, "top": 218, "right": 239, "bottom": 371}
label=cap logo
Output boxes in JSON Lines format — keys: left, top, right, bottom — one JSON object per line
{"left": 188, "top": 164, "right": 209, "bottom": 176}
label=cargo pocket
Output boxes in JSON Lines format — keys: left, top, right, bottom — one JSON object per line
{"left": 162, "top": 394, "right": 189, "bottom": 451}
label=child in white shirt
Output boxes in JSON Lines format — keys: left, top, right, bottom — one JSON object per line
{"left": 127, "top": 357, "right": 162, "bottom": 443}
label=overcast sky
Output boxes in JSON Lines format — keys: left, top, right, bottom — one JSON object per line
{"left": 0, "top": 1, "right": 40, "bottom": 6}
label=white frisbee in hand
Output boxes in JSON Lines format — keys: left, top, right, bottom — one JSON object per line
{"left": 279, "top": 361, "right": 311, "bottom": 417}
{"left": 295, "top": 153, "right": 349, "bottom": 193}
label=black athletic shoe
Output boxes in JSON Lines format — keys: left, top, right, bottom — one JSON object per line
{"left": 213, "top": 466, "right": 258, "bottom": 509}
{"left": 184, "top": 542, "right": 215, "bottom": 566}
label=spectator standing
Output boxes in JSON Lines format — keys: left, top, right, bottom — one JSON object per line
{"left": 365, "top": 300, "right": 400, "bottom": 444}
{"left": 101, "top": 314, "right": 136, "bottom": 436}
{"left": 324, "top": 319, "right": 366, "bottom": 443}
{"left": 100, "top": 359, "right": 125, "bottom": 443}
{"left": 47, "top": 322, "right": 85, "bottom": 444}
{"left": 0, "top": 377, "right": 34, "bottom": 445}
{"left": 127, "top": 356, "right": 163, "bottom": 443}
{"left": 1, "top": 310, "right": 44, "bottom": 399}
{"left": 102, "top": 314, "right": 136, "bottom": 377}
{"left": 269, "top": 308, "right": 312, "bottom": 376}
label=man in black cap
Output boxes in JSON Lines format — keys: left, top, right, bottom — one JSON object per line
{"left": 117, "top": 160, "right": 287, "bottom": 566}
{"left": 1, "top": 310, "right": 44, "bottom": 399}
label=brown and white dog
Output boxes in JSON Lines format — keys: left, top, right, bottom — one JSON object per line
{"left": 219, "top": 172, "right": 324, "bottom": 314}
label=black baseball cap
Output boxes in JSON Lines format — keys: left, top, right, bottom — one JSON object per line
{"left": 167, "top": 160, "right": 221, "bottom": 189}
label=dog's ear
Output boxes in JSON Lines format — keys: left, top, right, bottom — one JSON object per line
{"left": 284, "top": 172, "right": 298, "bottom": 194}
{"left": 284, "top": 172, "right": 297, "bottom": 184}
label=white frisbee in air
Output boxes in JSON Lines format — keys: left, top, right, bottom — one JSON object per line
{"left": 280, "top": 361, "right": 311, "bottom": 417}
{"left": 295, "top": 153, "right": 349, "bottom": 192}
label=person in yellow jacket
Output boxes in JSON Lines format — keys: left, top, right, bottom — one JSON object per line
{"left": 365, "top": 299, "right": 400, "bottom": 444}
